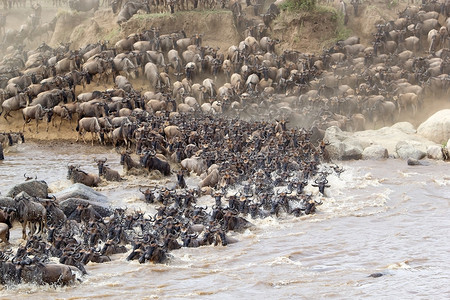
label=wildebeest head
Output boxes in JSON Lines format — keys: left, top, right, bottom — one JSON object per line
{"left": 94, "top": 157, "right": 107, "bottom": 176}
{"left": 67, "top": 165, "right": 77, "bottom": 180}
{"left": 139, "top": 187, "right": 155, "bottom": 203}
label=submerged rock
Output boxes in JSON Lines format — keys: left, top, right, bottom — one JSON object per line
{"left": 0, "top": 197, "right": 15, "bottom": 209}
{"left": 58, "top": 198, "right": 112, "bottom": 218}
{"left": 52, "top": 183, "right": 109, "bottom": 203}
{"left": 6, "top": 180, "right": 49, "bottom": 199}
{"left": 407, "top": 158, "right": 430, "bottom": 166}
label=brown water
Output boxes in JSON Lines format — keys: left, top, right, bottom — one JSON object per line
{"left": 0, "top": 141, "right": 449, "bottom": 299}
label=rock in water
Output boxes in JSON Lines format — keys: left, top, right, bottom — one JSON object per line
{"left": 396, "top": 141, "right": 426, "bottom": 160}
{"left": 0, "top": 197, "right": 15, "bottom": 209}
{"left": 6, "top": 180, "right": 49, "bottom": 199}
{"left": 52, "top": 183, "right": 109, "bottom": 203}
{"left": 368, "top": 272, "right": 384, "bottom": 278}
{"left": 417, "top": 109, "right": 450, "bottom": 144}
{"left": 427, "top": 145, "right": 444, "bottom": 160}
{"left": 407, "top": 158, "right": 430, "bottom": 166}
{"left": 341, "top": 138, "right": 363, "bottom": 160}
{"left": 362, "top": 145, "right": 389, "bottom": 160}
{"left": 58, "top": 198, "right": 112, "bottom": 218}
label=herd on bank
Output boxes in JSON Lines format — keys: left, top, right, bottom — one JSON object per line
{"left": 0, "top": 0, "right": 449, "bottom": 287}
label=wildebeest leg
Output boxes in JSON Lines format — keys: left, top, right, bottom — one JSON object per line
{"left": 4, "top": 110, "right": 11, "bottom": 121}
{"left": 22, "top": 118, "right": 28, "bottom": 132}
{"left": 22, "top": 221, "right": 27, "bottom": 239}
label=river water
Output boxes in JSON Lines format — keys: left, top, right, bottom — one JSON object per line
{"left": 0, "top": 141, "right": 449, "bottom": 299}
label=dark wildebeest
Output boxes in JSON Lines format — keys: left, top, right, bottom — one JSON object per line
{"left": 20, "top": 263, "right": 77, "bottom": 286}
{"left": 42, "top": 199, "right": 66, "bottom": 227}
{"left": 15, "top": 194, "right": 47, "bottom": 239}
{"left": 120, "top": 152, "right": 143, "bottom": 173}
{"left": 139, "top": 187, "right": 156, "bottom": 203}
{"left": 140, "top": 151, "right": 170, "bottom": 175}
{"left": 68, "top": 0, "right": 99, "bottom": 11}
{"left": 312, "top": 176, "right": 330, "bottom": 195}
{"left": 29, "top": 89, "right": 70, "bottom": 109}
{"left": 94, "top": 157, "right": 122, "bottom": 181}
{"left": 117, "top": 2, "right": 150, "bottom": 25}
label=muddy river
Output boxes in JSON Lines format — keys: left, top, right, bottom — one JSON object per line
{"left": 0, "top": 141, "right": 449, "bottom": 299}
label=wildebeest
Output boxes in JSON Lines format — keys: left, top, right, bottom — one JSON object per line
{"left": 396, "top": 93, "right": 419, "bottom": 117}
{"left": 77, "top": 100, "right": 108, "bottom": 119}
{"left": 0, "top": 223, "right": 9, "bottom": 243}
{"left": 113, "top": 58, "right": 138, "bottom": 80}
{"left": 0, "top": 93, "right": 28, "bottom": 121}
{"left": 140, "top": 151, "right": 170, "bottom": 175}
{"left": 199, "top": 168, "right": 219, "bottom": 188}
{"left": 312, "top": 176, "right": 330, "bottom": 195}
{"left": 0, "top": 208, "right": 15, "bottom": 229}
{"left": 120, "top": 152, "right": 143, "bottom": 172}
{"left": 15, "top": 194, "right": 47, "bottom": 240}
{"left": 42, "top": 199, "right": 66, "bottom": 227}
{"left": 76, "top": 117, "right": 104, "bottom": 145}
{"left": 29, "top": 89, "right": 70, "bottom": 109}
{"left": 139, "top": 187, "right": 156, "bottom": 203}
{"left": 67, "top": 165, "right": 101, "bottom": 186}
{"left": 52, "top": 105, "right": 73, "bottom": 130}
{"left": 95, "top": 157, "right": 122, "bottom": 181}
{"left": 20, "top": 263, "right": 77, "bottom": 286}
{"left": 112, "top": 122, "right": 135, "bottom": 148}
{"left": 144, "top": 62, "right": 162, "bottom": 91}
{"left": 117, "top": 1, "right": 150, "bottom": 25}
{"left": 22, "top": 104, "right": 50, "bottom": 133}
{"left": 68, "top": 0, "right": 99, "bottom": 11}
{"left": 82, "top": 57, "right": 112, "bottom": 85}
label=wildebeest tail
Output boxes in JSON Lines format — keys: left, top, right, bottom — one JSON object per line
{"left": 76, "top": 121, "right": 80, "bottom": 132}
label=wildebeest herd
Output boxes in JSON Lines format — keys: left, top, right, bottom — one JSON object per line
{"left": 0, "top": 0, "right": 449, "bottom": 287}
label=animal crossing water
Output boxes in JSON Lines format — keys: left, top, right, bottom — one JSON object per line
{"left": 0, "top": 141, "right": 449, "bottom": 298}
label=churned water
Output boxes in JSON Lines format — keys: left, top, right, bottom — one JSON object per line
{"left": 1, "top": 142, "right": 449, "bottom": 299}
